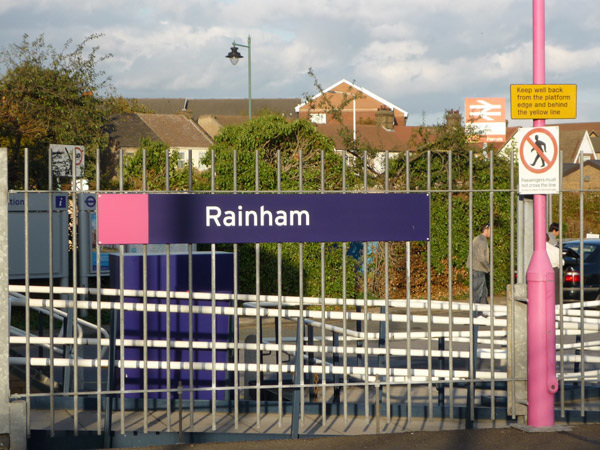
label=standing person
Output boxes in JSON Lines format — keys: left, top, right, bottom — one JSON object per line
{"left": 546, "top": 234, "right": 562, "bottom": 302}
{"left": 470, "top": 223, "right": 491, "bottom": 318}
{"left": 548, "top": 222, "right": 559, "bottom": 247}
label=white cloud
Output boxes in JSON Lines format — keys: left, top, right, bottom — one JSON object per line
{"left": 1, "top": 0, "right": 599, "bottom": 122}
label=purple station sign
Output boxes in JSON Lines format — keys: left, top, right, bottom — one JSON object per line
{"left": 98, "top": 193, "right": 430, "bottom": 245}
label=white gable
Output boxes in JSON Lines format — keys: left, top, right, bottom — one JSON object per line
{"left": 573, "top": 131, "right": 596, "bottom": 163}
{"left": 295, "top": 79, "right": 408, "bottom": 118}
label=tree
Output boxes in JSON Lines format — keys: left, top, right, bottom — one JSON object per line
{"left": 123, "top": 137, "right": 190, "bottom": 191}
{"left": 0, "top": 34, "right": 131, "bottom": 189}
{"left": 368, "top": 113, "right": 516, "bottom": 299}
{"left": 198, "top": 113, "right": 363, "bottom": 298}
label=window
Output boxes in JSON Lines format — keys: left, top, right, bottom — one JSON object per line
{"left": 310, "top": 113, "right": 326, "bottom": 124}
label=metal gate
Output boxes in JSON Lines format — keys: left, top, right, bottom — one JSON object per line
{"left": 2, "top": 147, "right": 600, "bottom": 448}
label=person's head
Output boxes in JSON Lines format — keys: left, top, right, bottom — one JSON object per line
{"left": 481, "top": 223, "right": 491, "bottom": 238}
{"left": 549, "top": 222, "right": 559, "bottom": 237}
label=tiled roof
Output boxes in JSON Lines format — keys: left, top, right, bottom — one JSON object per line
{"left": 546, "top": 121, "right": 600, "bottom": 135}
{"left": 559, "top": 129, "right": 586, "bottom": 163}
{"left": 107, "top": 113, "right": 160, "bottom": 148}
{"left": 563, "top": 160, "right": 600, "bottom": 177}
{"left": 315, "top": 123, "right": 418, "bottom": 151}
{"left": 137, "top": 113, "right": 212, "bottom": 148}
{"left": 135, "top": 98, "right": 301, "bottom": 121}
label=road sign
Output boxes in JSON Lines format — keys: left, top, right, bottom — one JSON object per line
{"left": 510, "top": 84, "right": 576, "bottom": 120}
{"left": 518, "top": 126, "right": 559, "bottom": 194}
{"left": 50, "top": 144, "right": 85, "bottom": 178}
{"left": 465, "top": 98, "right": 506, "bottom": 143}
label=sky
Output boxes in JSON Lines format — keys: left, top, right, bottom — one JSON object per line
{"left": 1, "top": 0, "right": 599, "bottom": 126}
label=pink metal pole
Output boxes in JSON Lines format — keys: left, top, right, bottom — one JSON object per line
{"left": 527, "top": 0, "right": 558, "bottom": 427}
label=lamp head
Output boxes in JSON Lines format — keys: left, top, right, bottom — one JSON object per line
{"left": 226, "top": 45, "right": 243, "bottom": 65}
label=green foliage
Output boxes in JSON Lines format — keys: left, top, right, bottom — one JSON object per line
{"left": 198, "top": 113, "right": 362, "bottom": 298}
{"left": 0, "top": 34, "right": 142, "bottom": 189}
{"left": 123, "top": 137, "right": 190, "bottom": 191}
{"left": 201, "top": 113, "right": 366, "bottom": 192}
{"left": 380, "top": 118, "right": 517, "bottom": 298}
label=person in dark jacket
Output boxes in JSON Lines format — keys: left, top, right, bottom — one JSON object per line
{"left": 470, "top": 223, "right": 491, "bottom": 317}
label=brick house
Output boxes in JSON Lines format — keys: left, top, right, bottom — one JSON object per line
{"left": 295, "top": 79, "right": 408, "bottom": 128}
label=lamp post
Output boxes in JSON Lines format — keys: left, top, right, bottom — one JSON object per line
{"left": 226, "top": 36, "right": 252, "bottom": 119}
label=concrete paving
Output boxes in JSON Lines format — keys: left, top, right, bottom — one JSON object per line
{"left": 90, "top": 422, "right": 600, "bottom": 450}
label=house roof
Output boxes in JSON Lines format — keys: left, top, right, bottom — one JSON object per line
{"left": 563, "top": 159, "right": 600, "bottom": 177}
{"left": 137, "top": 113, "right": 212, "bottom": 148}
{"left": 108, "top": 113, "right": 212, "bottom": 149}
{"left": 295, "top": 79, "right": 409, "bottom": 118}
{"left": 315, "top": 123, "right": 418, "bottom": 151}
{"left": 135, "top": 98, "right": 300, "bottom": 121}
{"left": 545, "top": 121, "right": 600, "bottom": 136}
{"left": 559, "top": 130, "right": 586, "bottom": 163}
{"left": 196, "top": 115, "right": 249, "bottom": 140}
{"left": 107, "top": 113, "right": 160, "bottom": 148}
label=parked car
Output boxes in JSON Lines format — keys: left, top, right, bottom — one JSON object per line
{"left": 562, "top": 239, "right": 600, "bottom": 301}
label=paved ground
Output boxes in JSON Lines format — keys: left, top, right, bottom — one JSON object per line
{"left": 125, "top": 424, "right": 600, "bottom": 450}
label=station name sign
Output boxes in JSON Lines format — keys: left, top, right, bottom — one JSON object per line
{"left": 510, "top": 84, "right": 576, "bottom": 119}
{"left": 98, "top": 193, "right": 430, "bottom": 244}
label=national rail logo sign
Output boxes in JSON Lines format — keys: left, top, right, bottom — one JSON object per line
{"left": 518, "top": 126, "right": 559, "bottom": 195}
{"left": 464, "top": 98, "right": 506, "bottom": 143}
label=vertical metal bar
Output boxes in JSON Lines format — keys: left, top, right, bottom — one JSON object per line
{"left": 211, "top": 242, "right": 217, "bottom": 430}
{"left": 468, "top": 151, "right": 475, "bottom": 421}
{"left": 426, "top": 151, "right": 433, "bottom": 418}
{"left": 47, "top": 150, "right": 56, "bottom": 436}
{"left": 119, "top": 248, "right": 125, "bottom": 434}
{"left": 489, "top": 149, "right": 496, "bottom": 420}
{"left": 447, "top": 150, "right": 454, "bottom": 419}
{"left": 276, "top": 149, "right": 283, "bottom": 428}
{"left": 320, "top": 150, "right": 327, "bottom": 426}
{"left": 95, "top": 148, "right": 102, "bottom": 435}
{"left": 558, "top": 150, "right": 565, "bottom": 418}
{"left": 299, "top": 149, "right": 305, "bottom": 426}
{"left": 232, "top": 149, "right": 239, "bottom": 430}
{"left": 254, "top": 149, "right": 261, "bottom": 429}
{"left": 579, "top": 149, "right": 585, "bottom": 416}
{"left": 142, "top": 149, "right": 149, "bottom": 433}
{"left": 509, "top": 148, "right": 516, "bottom": 420}
{"left": 119, "top": 148, "right": 125, "bottom": 434}
{"left": 71, "top": 147, "right": 80, "bottom": 435}
{"left": 24, "top": 149, "right": 31, "bottom": 436}
{"left": 211, "top": 149, "right": 217, "bottom": 431}
{"left": 342, "top": 150, "right": 348, "bottom": 426}
{"left": 405, "top": 150, "right": 412, "bottom": 422}
{"left": 0, "top": 148, "right": 10, "bottom": 440}
{"left": 292, "top": 150, "right": 305, "bottom": 438}
{"left": 362, "top": 152, "right": 369, "bottom": 423}
{"left": 384, "top": 152, "right": 391, "bottom": 423}
{"left": 187, "top": 149, "right": 195, "bottom": 427}
{"left": 165, "top": 149, "right": 172, "bottom": 430}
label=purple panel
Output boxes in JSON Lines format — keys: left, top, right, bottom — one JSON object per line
{"left": 148, "top": 193, "right": 429, "bottom": 244}
{"left": 109, "top": 252, "right": 233, "bottom": 400}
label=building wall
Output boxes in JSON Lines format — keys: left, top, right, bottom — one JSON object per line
{"left": 563, "top": 166, "right": 600, "bottom": 190}
{"left": 297, "top": 86, "right": 406, "bottom": 128}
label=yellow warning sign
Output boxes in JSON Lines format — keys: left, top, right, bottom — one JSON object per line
{"left": 510, "top": 84, "right": 577, "bottom": 120}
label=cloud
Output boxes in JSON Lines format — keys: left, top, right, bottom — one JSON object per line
{"left": 1, "top": 0, "right": 600, "bottom": 122}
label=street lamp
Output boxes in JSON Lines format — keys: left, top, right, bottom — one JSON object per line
{"left": 226, "top": 35, "right": 252, "bottom": 119}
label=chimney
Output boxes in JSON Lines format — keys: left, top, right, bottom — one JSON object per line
{"left": 375, "top": 106, "right": 395, "bottom": 130}
{"left": 445, "top": 109, "right": 462, "bottom": 128}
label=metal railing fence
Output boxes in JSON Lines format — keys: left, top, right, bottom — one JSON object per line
{"left": 2, "top": 147, "right": 600, "bottom": 446}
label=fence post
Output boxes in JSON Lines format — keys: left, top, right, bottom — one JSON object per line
{"left": 1, "top": 149, "right": 26, "bottom": 449}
